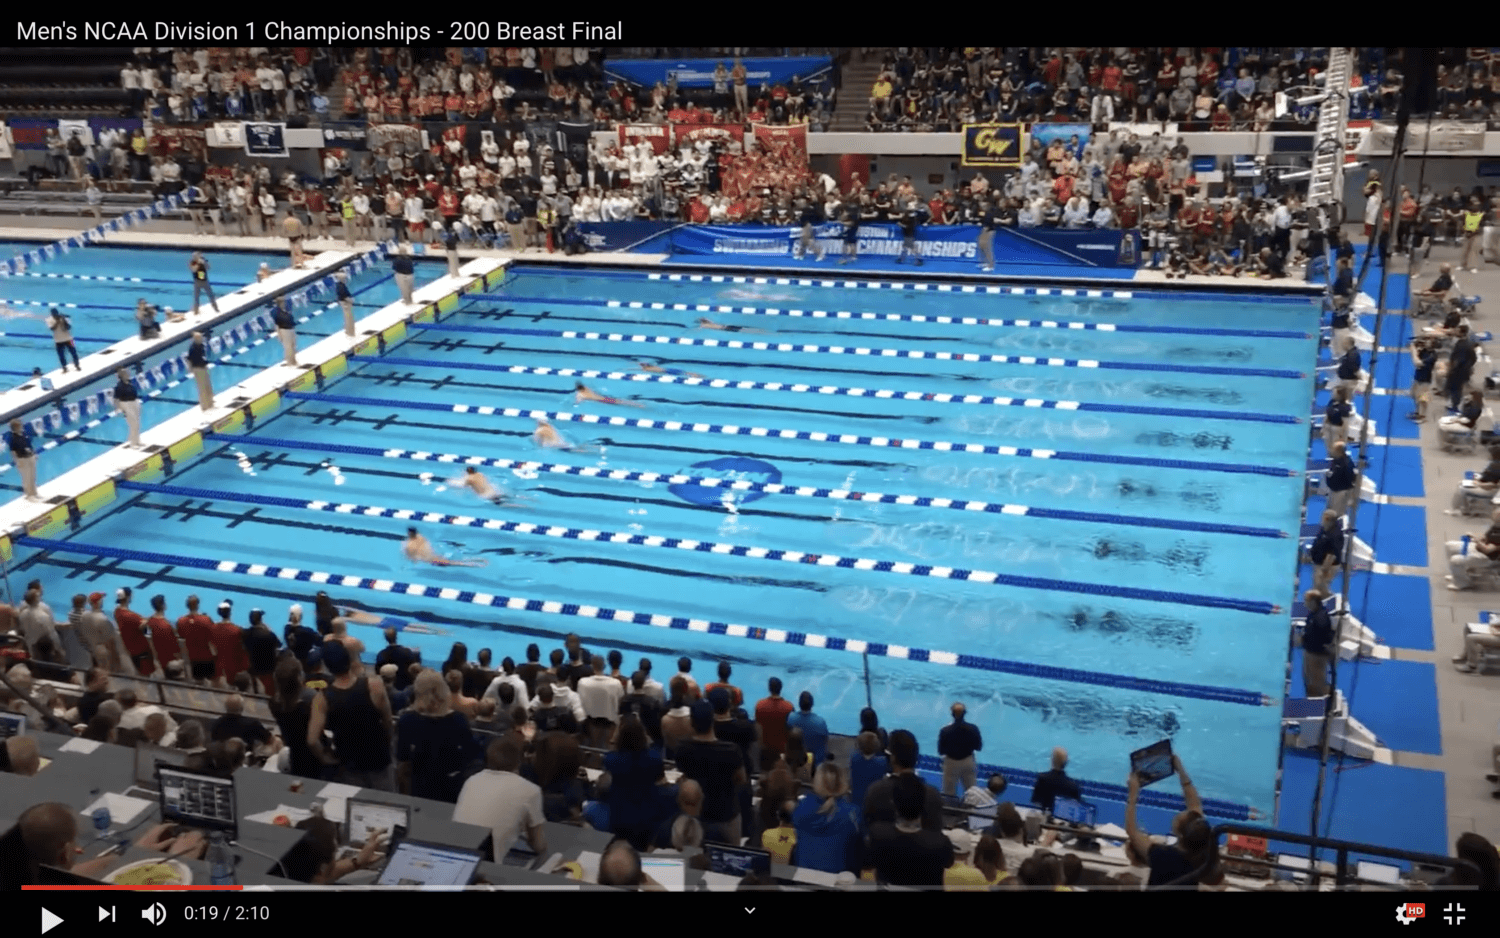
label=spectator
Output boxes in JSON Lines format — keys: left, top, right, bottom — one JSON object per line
{"left": 17, "top": 589, "right": 60, "bottom": 659}
{"left": 145, "top": 594, "right": 182, "bottom": 675}
{"left": 785, "top": 691, "right": 829, "bottom": 771}
{"left": 618, "top": 671, "right": 663, "bottom": 743}
{"left": 793, "top": 761, "right": 862, "bottom": 874}
{"left": 866, "top": 774, "right": 953, "bottom": 886}
{"left": 210, "top": 600, "right": 245, "bottom": 689}
{"left": 703, "top": 660, "right": 743, "bottom": 709}
{"left": 453, "top": 736, "right": 546, "bottom": 861}
{"left": 374, "top": 627, "right": 420, "bottom": 692}
{"left": 1438, "top": 833, "right": 1499, "bottom": 889}
{"left": 673, "top": 700, "right": 747, "bottom": 844}
{"left": 1032, "top": 747, "right": 1083, "bottom": 813}
{"left": 577, "top": 654, "right": 623, "bottom": 747}
{"left": 525, "top": 731, "right": 586, "bottom": 823}
{"left": 396, "top": 669, "right": 481, "bottom": 803}
{"left": 73, "top": 667, "right": 111, "bottom": 725}
{"left": 937, "top": 702, "right": 983, "bottom": 799}
{"left": 849, "top": 731, "right": 890, "bottom": 819}
{"left": 754, "top": 676, "right": 794, "bottom": 758}
{"left": 306, "top": 639, "right": 394, "bottom": 791}
{"left": 15, "top": 803, "right": 118, "bottom": 883}
{"left": 116, "top": 687, "right": 178, "bottom": 738}
{"left": 863, "top": 729, "right": 944, "bottom": 831}
{"left": 270, "top": 656, "right": 323, "bottom": 780}
{"left": 529, "top": 680, "right": 580, "bottom": 736}
{"left": 1, "top": 735, "right": 41, "bottom": 777}
{"left": 177, "top": 595, "right": 216, "bottom": 685}
{"left": 242, "top": 609, "right": 281, "bottom": 695}
{"left": 659, "top": 676, "right": 694, "bottom": 756}
{"left": 857, "top": 708, "right": 889, "bottom": 752}
{"left": 708, "top": 687, "right": 756, "bottom": 777}
{"left": 1125, "top": 754, "right": 1222, "bottom": 887}
{"left": 210, "top": 694, "right": 280, "bottom": 759}
{"left": 965, "top": 773, "right": 1010, "bottom": 816}
{"left": 604, "top": 714, "right": 664, "bottom": 851}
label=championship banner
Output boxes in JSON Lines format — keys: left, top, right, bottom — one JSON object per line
{"left": 149, "top": 125, "right": 206, "bottom": 157}
{"left": 207, "top": 121, "right": 246, "bottom": 148}
{"left": 320, "top": 121, "right": 368, "bottom": 150}
{"left": 617, "top": 123, "right": 671, "bottom": 154}
{"left": 1027, "top": 122, "right": 1091, "bottom": 157}
{"left": 1369, "top": 120, "right": 1484, "bottom": 154}
{"left": 367, "top": 123, "right": 423, "bottom": 152}
{"left": 5, "top": 118, "right": 53, "bottom": 149}
{"left": 751, "top": 123, "right": 807, "bottom": 162}
{"left": 604, "top": 56, "right": 832, "bottom": 90}
{"left": 0, "top": 122, "right": 10, "bottom": 160}
{"left": 243, "top": 121, "right": 288, "bottom": 157}
{"left": 672, "top": 123, "right": 745, "bottom": 151}
{"left": 56, "top": 119, "right": 94, "bottom": 147}
{"left": 1345, "top": 119, "right": 1371, "bottom": 164}
{"left": 961, "top": 123, "right": 1023, "bottom": 168}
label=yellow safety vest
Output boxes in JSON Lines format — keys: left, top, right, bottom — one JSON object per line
{"left": 341, "top": 200, "right": 355, "bottom": 219}
{"left": 1464, "top": 210, "right": 1483, "bottom": 233}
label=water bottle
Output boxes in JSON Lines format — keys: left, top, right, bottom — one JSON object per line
{"left": 1463, "top": 534, "right": 1472, "bottom": 556}
{"left": 207, "top": 832, "right": 236, "bottom": 886}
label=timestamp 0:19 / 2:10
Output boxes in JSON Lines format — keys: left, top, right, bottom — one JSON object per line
{"left": 181, "top": 907, "right": 272, "bottom": 922}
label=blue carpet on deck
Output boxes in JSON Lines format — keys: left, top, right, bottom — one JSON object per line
{"left": 1287, "top": 653, "right": 1442, "bottom": 756}
{"left": 1295, "top": 567, "right": 1434, "bottom": 652}
{"left": 1301, "top": 497, "right": 1427, "bottom": 567}
{"left": 659, "top": 252, "right": 1142, "bottom": 280}
{"left": 1272, "top": 750, "right": 1448, "bottom": 864}
{"left": 1373, "top": 355, "right": 1416, "bottom": 393}
{"left": 1367, "top": 312, "right": 1412, "bottom": 348}
{"left": 1367, "top": 395, "right": 1422, "bottom": 440}
{"left": 1307, "top": 439, "right": 1424, "bottom": 495}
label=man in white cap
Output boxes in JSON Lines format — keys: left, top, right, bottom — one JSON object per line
{"left": 943, "top": 827, "right": 990, "bottom": 891}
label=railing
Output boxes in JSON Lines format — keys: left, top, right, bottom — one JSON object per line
{"left": 1170, "top": 822, "right": 1480, "bottom": 889}
{"left": 16, "top": 658, "right": 272, "bottom": 724}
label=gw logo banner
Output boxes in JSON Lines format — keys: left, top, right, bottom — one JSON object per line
{"left": 961, "top": 124, "right": 1024, "bottom": 168}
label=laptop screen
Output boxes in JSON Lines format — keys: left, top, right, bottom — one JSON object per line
{"left": 704, "top": 842, "right": 771, "bottom": 877}
{"left": 375, "top": 840, "right": 482, "bottom": 887}
{"left": 346, "top": 798, "right": 411, "bottom": 848}
{"left": 157, "top": 766, "right": 237, "bottom": 837}
{"left": 1356, "top": 860, "right": 1402, "bottom": 884}
{"left": 135, "top": 742, "right": 190, "bottom": 787}
{"left": 0, "top": 712, "right": 24, "bottom": 739}
{"left": 1052, "top": 797, "right": 1096, "bottom": 828}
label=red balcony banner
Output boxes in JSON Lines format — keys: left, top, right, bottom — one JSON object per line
{"left": 751, "top": 123, "right": 808, "bottom": 163}
{"left": 671, "top": 123, "right": 745, "bottom": 151}
{"left": 617, "top": 123, "right": 671, "bottom": 154}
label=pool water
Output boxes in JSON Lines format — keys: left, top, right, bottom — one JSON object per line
{"left": 11, "top": 264, "right": 1321, "bottom": 817}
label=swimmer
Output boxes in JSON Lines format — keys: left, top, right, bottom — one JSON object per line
{"left": 256, "top": 262, "right": 273, "bottom": 282}
{"left": 531, "top": 418, "right": 597, "bottom": 454}
{"left": 456, "top": 466, "right": 532, "bottom": 506}
{"left": 402, "top": 526, "right": 487, "bottom": 567}
{"left": 638, "top": 361, "right": 704, "bottom": 379}
{"left": 696, "top": 317, "right": 768, "bottom": 334}
{"left": 574, "top": 381, "right": 645, "bottom": 408}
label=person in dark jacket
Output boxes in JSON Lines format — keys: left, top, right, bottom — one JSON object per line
{"left": 1300, "top": 588, "right": 1335, "bottom": 697}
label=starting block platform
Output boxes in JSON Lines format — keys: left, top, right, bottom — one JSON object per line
{"left": 1290, "top": 593, "right": 1388, "bottom": 661}
{"left": 1282, "top": 689, "right": 1391, "bottom": 764}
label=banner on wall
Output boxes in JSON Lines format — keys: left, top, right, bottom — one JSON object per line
{"left": 6, "top": 118, "right": 52, "bottom": 149}
{"left": 0, "top": 122, "right": 10, "bottom": 160}
{"left": 320, "top": 121, "right": 368, "bottom": 150}
{"left": 55, "top": 119, "right": 94, "bottom": 147}
{"left": 672, "top": 122, "right": 745, "bottom": 151}
{"left": 665, "top": 223, "right": 1140, "bottom": 268}
{"left": 751, "top": 123, "right": 807, "bottom": 161}
{"left": 1368, "top": 120, "right": 1484, "bottom": 154}
{"left": 617, "top": 123, "right": 672, "bottom": 154}
{"left": 575, "top": 221, "right": 682, "bottom": 252}
{"left": 149, "top": 125, "right": 206, "bottom": 157}
{"left": 206, "top": 121, "right": 245, "bottom": 148}
{"left": 1344, "top": 119, "right": 1371, "bottom": 164}
{"left": 1027, "top": 122, "right": 1091, "bottom": 157}
{"left": 604, "top": 56, "right": 832, "bottom": 90}
{"left": 960, "top": 123, "right": 1024, "bottom": 168}
{"left": 243, "top": 121, "right": 288, "bottom": 157}
{"left": 367, "top": 123, "right": 423, "bottom": 153}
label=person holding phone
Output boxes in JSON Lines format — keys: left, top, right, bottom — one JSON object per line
{"left": 1125, "top": 754, "right": 1222, "bottom": 888}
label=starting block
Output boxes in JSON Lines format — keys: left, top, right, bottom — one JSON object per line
{"left": 1282, "top": 690, "right": 1390, "bottom": 763}
{"left": 1291, "top": 594, "right": 1387, "bottom": 661}
{"left": 1322, "top": 319, "right": 1376, "bottom": 351}
{"left": 1308, "top": 410, "right": 1377, "bottom": 448}
{"left": 1300, "top": 519, "right": 1376, "bottom": 572}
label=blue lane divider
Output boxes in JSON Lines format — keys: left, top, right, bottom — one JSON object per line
{"left": 15, "top": 534, "right": 1273, "bottom": 707}
{"left": 284, "top": 390, "right": 1299, "bottom": 480}
{"left": 410, "top": 322, "right": 1305, "bottom": 380}
{"left": 0, "top": 331, "right": 116, "bottom": 343}
{"left": 365, "top": 355, "right": 1301, "bottom": 426}
{"left": 506, "top": 269, "right": 1141, "bottom": 297}
{"left": 468, "top": 292, "right": 1309, "bottom": 340}
{"left": 116, "top": 479, "right": 1282, "bottom": 615}
{"left": 205, "top": 433, "right": 1289, "bottom": 540}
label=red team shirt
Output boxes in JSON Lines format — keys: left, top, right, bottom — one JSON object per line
{"left": 178, "top": 613, "right": 216, "bottom": 662}
{"left": 147, "top": 615, "right": 181, "bottom": 668}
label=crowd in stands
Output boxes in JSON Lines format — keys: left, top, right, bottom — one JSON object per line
{"left": 5, "top": 579, "right": 1497, "bottom": 890}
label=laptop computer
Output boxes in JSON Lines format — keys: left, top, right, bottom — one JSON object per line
{"left": 1051, "top": 797, "right": 1096, "bottom": 828}
{"left": 704, "top": 842, "right": 771, "bottom": 878}
{"left": 343, "top": 798, "right": 411, "bottom": 857}
{"left": 0, "top": 712, "right": 24, "bottom": 739}
{"left": 374, "top": 839, "right": 483, "bottom": 887}
{"left": 157, "top": 765, "right": 237, "bottom": 840}
{"left": 126, "top": 742, "right": 192, "bottom": 797}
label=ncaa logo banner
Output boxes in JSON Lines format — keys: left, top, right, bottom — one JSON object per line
{"left": 961, "top": 124, "right": 1023, "bottom": 168}
{"left": 242, "top": 122, "right": 289, "bottom": 158}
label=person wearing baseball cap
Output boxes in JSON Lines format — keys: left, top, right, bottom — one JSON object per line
{"left": 113, "top": 586, "right": 154, "bottom": 676}
{"left": 943, "top": 827, "right": 991, "bottom": 891}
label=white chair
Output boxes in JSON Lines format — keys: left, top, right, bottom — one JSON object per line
{"left": 1439, "top": 408, "right": 1491, "bottom": 454}
{"left": 1462, "top": 615, "right": 1500, "bottom": 673}
{"left": 1452, "top": 472, "right": 1500, "bottom": 517}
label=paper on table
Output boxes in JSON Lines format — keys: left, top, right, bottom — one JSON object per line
{"left": 699, "top": 870, "right": 742, "bottom": 889}
{"left": 323, "top": 798, "right": 347, "bottom": 829}
{"left": 59, "top": 737, "right": 103, "bottom": 754}
{"left": 576, "top": 850, "right": 601, "bottom": 884}
{"left": 316, "top": 782, "right": 362, "bottom": 800}
{"left": 792, "top": 867, "right": 838, "bottom": 887}
{"left": 80, "top": 793, "right": 154, "bottom": 827}
{"left": 642, "top": 857, "right": 686, "bottom": 892}
{"left": 245, "top": 805, "right": 315, "bottom": 827}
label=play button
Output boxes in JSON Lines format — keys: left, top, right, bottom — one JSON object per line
{"left": 41, "top": 909, "right": 63, "bottom": 935}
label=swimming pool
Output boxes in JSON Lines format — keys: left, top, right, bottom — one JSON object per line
{"left": 9, "top": 263, "right": 1321, "bottom": 817}
{"left": 0, "top": 242, "right": 447, "bottom": 493}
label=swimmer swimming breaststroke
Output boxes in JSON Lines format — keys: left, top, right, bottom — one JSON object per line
{"left": 574, "top": 382, "right": 646, "bottom": 408}
{"left": 638, "top": 361, "right": 704, "bottom": 379}
{"left": 532, "top": 418, "right": 598, "bottom": 454}
{"left": 695, "top": 317, "right": 768, "bottom": 334}
{"left": 402, "top": 526, "right": 487, "bottom": 567}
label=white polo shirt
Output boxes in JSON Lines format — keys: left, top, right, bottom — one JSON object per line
{"left": 576, "top": 673, "right": 624, "bottom": 721}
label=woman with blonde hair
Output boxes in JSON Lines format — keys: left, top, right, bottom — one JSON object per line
{"left": 394, "top": 669, "right": 480, "bottom": 803}
{"left": 792, "top": 761, "right": 861, "bottom": 873}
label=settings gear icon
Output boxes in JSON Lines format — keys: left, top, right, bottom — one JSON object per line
{"left": 1396, "top": 905, "right": 1419, "bottom": 925}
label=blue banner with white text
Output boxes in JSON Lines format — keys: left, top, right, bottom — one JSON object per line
{"left": 575, "top": 221, "right": 681, "bottom": 252}
{"left": 603, "top": 57, "right": 832, "bottom": 89}
{"left": 661, "top": 224, "right": 1140, "bottom": 268}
